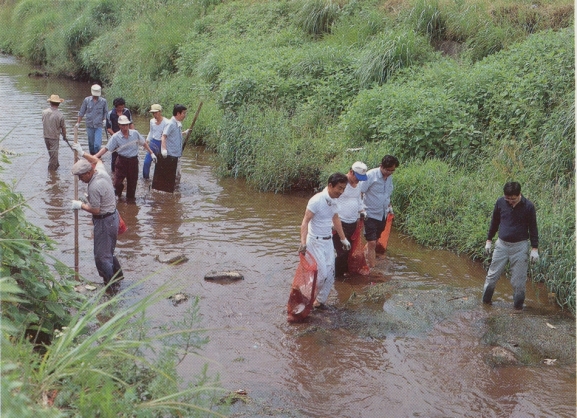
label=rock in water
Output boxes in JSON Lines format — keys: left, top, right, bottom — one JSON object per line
{"left": 204, "top": 271, "right": 244, "bottom": 281}
{"left": 155, "top": 253, "right": 188, "bottom": 265}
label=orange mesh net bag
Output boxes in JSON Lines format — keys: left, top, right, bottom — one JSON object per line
{"left": 348, "top": 218, "right": 370, "bottom": 275}
{"left": 287, "top": 251, "right": 318, "bottom": 323}
{"left": 376, "top": 212, "right": 394, "bottom": 253}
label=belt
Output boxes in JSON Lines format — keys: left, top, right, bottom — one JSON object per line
{"left": 312, "top": 235, "right": 332, "bottom": 240}
{"left": 93, "top": 210, "right": 116, "bottom": 219}
{"left": 118, "top": 155, "right": 138, "bottom": 160}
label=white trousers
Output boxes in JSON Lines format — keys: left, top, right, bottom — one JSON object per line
{"left": 306, "top": 234, "right": 336, "bottom": 304}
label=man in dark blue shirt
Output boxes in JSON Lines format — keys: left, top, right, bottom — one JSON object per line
{"left": 482, "top": 182, "right": 539, "bottom": 310}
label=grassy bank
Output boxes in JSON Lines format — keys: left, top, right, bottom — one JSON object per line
{"left": 0, "top": 0, "right": 573, "bottom": 314}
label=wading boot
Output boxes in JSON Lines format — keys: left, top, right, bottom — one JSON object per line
{"left": 513, "top": 297, "right": 524, "bottom": 310}
{"left": 482, "top": 287, "right": 494, "bottom": 305}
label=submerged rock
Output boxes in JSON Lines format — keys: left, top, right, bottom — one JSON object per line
{"left": 155, "top": 253, "right": 188, "bottom": 265}
{"left": 204, "top": 271, "right": 244, "bottom": 281}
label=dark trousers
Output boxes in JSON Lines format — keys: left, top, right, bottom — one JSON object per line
{"left": 111, "top": 151, "right": 118, "bottom": 173}
{"left": 333, "top": 220, "right": 359, "bottom": 277}
{"left": 114, "top": 155, "right": 139, "bottom": 199}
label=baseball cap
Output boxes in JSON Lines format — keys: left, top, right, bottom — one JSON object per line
{"left": 149, "top": 104, "right": 162, "bottom": 112}
{"left": 71, "top": 159, "right": 92, "bottom": 175}
{"left": 351, "top": 161, "right": 368, "bottom": 181}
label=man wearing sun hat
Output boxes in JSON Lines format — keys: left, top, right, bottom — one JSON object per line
{"left": 94, "top": 115, "right": 156, "bottom": 200}
{"left": 332, "top": 161, "right": 368, "bottom": 277}
{"left": 42, "top": 94, "right": 68, "bottom": 171}
{"left": 70, "top": 150, "right": 123, "bottom": 292}
{"left": 142, "top": 104, "right": 168, "bottom": 180}
{"left": 76, "top": 84, "right": 108, "bottom": 155}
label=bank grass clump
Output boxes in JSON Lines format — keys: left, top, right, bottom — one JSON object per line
{"left": 296, "top": 0, "right": 341, "bottom": 37}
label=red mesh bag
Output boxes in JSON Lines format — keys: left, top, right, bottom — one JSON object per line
{"left": 376, "top": 212, "right": 394, "bottom": 253}
{"left": 118, "top": 213, "right": 127, "bottom": 235}
{"left": 348, "top": 218, "right": 370, "bottom": 275}
{"left": 287, "top": 251, "right": 318, "bottom": 323}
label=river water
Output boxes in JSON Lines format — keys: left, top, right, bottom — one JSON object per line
{"left": 1, "top": 55, "right": 575, "bottom": 417}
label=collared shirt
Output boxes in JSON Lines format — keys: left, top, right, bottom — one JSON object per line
{"left": 87, "top": 161, "right": 116, "bottom": 214}
{"left": 106, "top": 108, "right": 132, "bottom": 133}
{"left": 163, "top": 116, "right": 183, "bottom": 157}
{"left": 487, "top": 195, "right": 539, "bottom": 248}
{"left": 360, "top": 167, "right": 393, "bottom": 221}
{"left": 42, "top": 106, "right": 66, "bottom": 139}
{"left": 78, "top": 96, "right": 108, "bottom": 128}
{"left": 336, "top": 182, "right": 364, "bottom": 224}
{"left": 306, "top": 187, "right": 338, "bottom": 237}
{"left": 147, "top": 117, "right": 169, "bottom": 142}
{"left": 105, "top": 129, "right": 145, "bottom": 158}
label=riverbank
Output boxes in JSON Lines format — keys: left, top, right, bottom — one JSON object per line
{"left": 0, "top": 0, "right": 573, "bottom": 313}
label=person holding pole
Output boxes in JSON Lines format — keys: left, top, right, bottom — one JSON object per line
{"left": 142, "top": 104, "right": 168, "bottom": 180}
{"left": 70, "top": 142, "right": 123, "bottom": 293}
{"left": 75, "top": 84, "right": 108, "bottom": 155}
{"left": 360, "top": 155, "right": 399, "bottom": 270}
{"left": 299, "top": 173, "right": 350, "bottom": 309}
{"left": 42, "top": 94, "right": 67, "bottom": 171}
{"left": 160, "top": 104, "right": 190, "bottom": 184}
{"left": 94, "top": 115, "right": 157, "bottom": 201}
{"left": 106, "top": 97, "right": 134, "bottom": 174}
{"left": 482, "top": 181, "right": 539, "bottom": 310}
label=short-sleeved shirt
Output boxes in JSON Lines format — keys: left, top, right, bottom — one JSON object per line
{"left": 336, "top": 182, "right": 364, "bottom": 224}
{"left": 42, "top": 106, "right": 66, "bottom": 139}
{"left": 106, "top": 108, "right": 132, "bottom": 133}
{"left": 78, "top": 96, "right": 108, "bottom": 128}
{"left": 87, "top": 161, "right": 116, "bottom": 214}
{"left": 306, "top": 187, "right": 338, "bottom": 237}
{"left": 361, "top": 167, "right": 394, "bottom": 221}
{"left": 163, "top": 117, "right": 183, "bottom": 157}
{"left": 105, "top": 130, "right": 145, "bottom": 158}
{"left": 147, "top": 117, "right": 169, "bottom": 142}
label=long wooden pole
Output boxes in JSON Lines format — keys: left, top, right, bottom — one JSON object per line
{"left": 182, "top": 101, "right": 203, "bottom": 152}
{"left": 73, "top": 125, "right": 79, "bottom": 280}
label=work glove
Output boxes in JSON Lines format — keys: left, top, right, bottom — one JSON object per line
{"left": 71, "top": 142, "right": 83, "bottom": 155}
{"left": 484, "top": 241, "right": 492, "bottom": 255}
{"left": 183, "top": 129, "right": 191, "bottom": 136}
{"left": 341, "top": 238, "right": 351, "bottom": 251}
{"left": 79, "top": 194, "right": 88, "bottom": 204}
{"left": 151, "top": 153, "right": 158, "bottom": 163}
{"left": 298, "top": 244, "right": 307, "bottom": 255}
{"left": 530, "top": 249, "right": 539, "bottom": 263}
{"left": 161, "top": 149, "right": 168, "bottom": 158}
{"left": 359, "top": 211, "right": 367, "bottom": 221}
{"left": 388, "top": 206, "right": 394, "bottom": 215}
{"left": 74, "top": 122, "right": 79, "bottom": 129}
{"left": 71, "top": 200, "right": 83, "bottom": 210}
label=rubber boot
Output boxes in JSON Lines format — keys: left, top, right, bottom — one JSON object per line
{"left": 482, "top": 287, "right": 494, "bottom": 304}
{"left": 513, "top": 295, "right": 524, "bottom": 310}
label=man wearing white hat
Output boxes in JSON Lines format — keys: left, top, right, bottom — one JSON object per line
{"left": 142, "top": 104, "right": 168, "bottom": 180}
{"left": 332, "top": 161, "right": 368, "bottom": 276}
{"left": 42, "top": 94, "right": 67, "bottom": 170}
{"left": 94, "top": 115, "right": 156, "bottom": 200}
{"left": 76, "top": 84, "right": 108, "bottom": 155}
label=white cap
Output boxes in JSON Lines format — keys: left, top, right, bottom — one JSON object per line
{"left": 91, "top": 84, "right": 101, "bottom": 96}
{"left": 117, "top": 115, "right": 131, "bottom": 125}
{"left": 351, "top": 161, "right": 368, "bottom": 181}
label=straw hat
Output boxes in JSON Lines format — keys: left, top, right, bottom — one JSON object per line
{"left": 149, "top": 104, "right": 162, "bottom": 112}
{"left": 91, "top": 84, "right": 101, "bottom": 96}
{"left": 47, "top": 94, "right": 64, "bottom": 103}
{"left": 117, "top": 115, "right": 131, "bottom": 125}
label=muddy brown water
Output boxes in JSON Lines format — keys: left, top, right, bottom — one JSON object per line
{"left": 1, "top": 55, "right": 575, "bottom": 417}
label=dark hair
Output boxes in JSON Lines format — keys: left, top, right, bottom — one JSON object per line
{"left": 380, "top": 155, "right": 399, "bottom": 169}
{"left": 173, "top": 104, "right": 187, "bottom": 116}
{"left": 112, "top": 97, "right": 125, "bottom": 107}
{"left": 503, "top": 181, "right": 521, "bottom": 196}
{"left": 327, "top": 172, "right": 348, "bottom": 187}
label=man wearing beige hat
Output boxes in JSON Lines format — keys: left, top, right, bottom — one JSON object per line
{"left": 94, "top": 115, "right": 156, "bottom": 200}
{"left": 142, "top": 104, "right": 168, "bottom": 180}
{"left": 70, "top": 151, "right": 123, "bottom": 292}
{"left": 42, "top": 94, "right": 67, "bottom": 171}
{"left": 76, "top": 84, "right": 108, "bottom": 155}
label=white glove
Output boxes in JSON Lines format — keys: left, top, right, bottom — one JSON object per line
{"left": 341, "top": 238, "right": 351, "bottom": 251}
{"left": 71, "top": 200, "right": 83, "bottom": 210}
{"left": 530, "top": 249, "right": 539, "bottom": 263}
{"left": 71, "top": 142, "right": 83, "bottom": 155}
{"left": 74, "top": 122, "right": 79, "bottom": 129}
{"left": 151, "top": 153, "right": 158, "bottom": 163}
{"left": 484, "top": 241, "right": 492, "bottom": 255}
{"left": 79, "top": 194, "right": 88, "bottom": 204}
{"left": 183, "top": 129, "right": 191, "bottom": 136}
{"left": 161, "top": 149, "right": 168, "bottom": 158}
{"left": 298, "top": 244, "right": 307, "bottom": 255}
{"left": 359, "top": 211, "right": 367, "bottom": 220}
{"left": 388, "top": 206, "right": 394, "bottom": 215}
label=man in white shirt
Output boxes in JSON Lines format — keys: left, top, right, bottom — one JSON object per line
{"left": 333, "top": 161, "right": 367, "bottom": 276}
{"left": 299, "top": 173, "right": 350, "bottom": 309}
